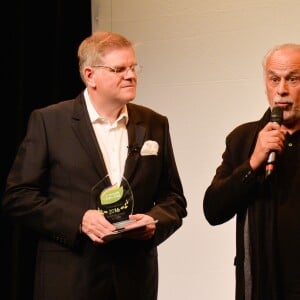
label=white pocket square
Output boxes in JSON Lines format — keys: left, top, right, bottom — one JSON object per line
{"left": 140, "top": 140, "right": 159, "bottom": 156}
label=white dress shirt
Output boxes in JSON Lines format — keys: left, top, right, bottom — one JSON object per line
{"left": 84, "top": 89, "right": 128, "bottom": 186}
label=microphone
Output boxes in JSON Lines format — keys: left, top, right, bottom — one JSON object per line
{"left": 265, "top": 106, "right": 283, "bottom": 177}
{"left": 127, "top": 143, "right": 141, "bottom": 155}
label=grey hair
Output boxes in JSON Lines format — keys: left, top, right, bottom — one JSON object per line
{"left": 262, "top": 43, "right": 300, "bottom": 73}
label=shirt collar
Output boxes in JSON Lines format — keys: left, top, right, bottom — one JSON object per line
{"left": 84, "top": 89, "right": 129, "bottom": 125}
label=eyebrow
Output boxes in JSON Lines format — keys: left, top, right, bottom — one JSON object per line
{"left": 267, "top": 70, "right": 300, "bottom": 76}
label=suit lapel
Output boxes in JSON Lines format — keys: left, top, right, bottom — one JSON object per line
{"left": 71, "top": 94, "right": 108, "bottom": 178}
{"left": 123, "top": 107, "right": 146, "bottom": 182}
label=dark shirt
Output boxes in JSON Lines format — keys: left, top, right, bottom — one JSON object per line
{"left": 275, "top": 130, "right": 300, "bottom": 299}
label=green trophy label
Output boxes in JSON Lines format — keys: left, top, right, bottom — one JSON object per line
{"left": 100, "top": 185, "right": 124, "bottom": 205}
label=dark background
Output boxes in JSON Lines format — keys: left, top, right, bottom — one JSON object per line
{"left": 1, "top": 2, "right": 91, "bottom": 299}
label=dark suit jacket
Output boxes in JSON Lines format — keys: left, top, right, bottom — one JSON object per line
{"left": 204, "top": 107, "right": 300, "bottom": 300}
{"left": 203, "top": 108, "right": 272, "bottom": 300}
{"left": 2, "top": 93, "right": 187, "bottom": 300}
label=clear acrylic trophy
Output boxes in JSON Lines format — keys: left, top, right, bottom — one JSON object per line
{"left": 91, "top": 175, "right": 134, "bottom": 229}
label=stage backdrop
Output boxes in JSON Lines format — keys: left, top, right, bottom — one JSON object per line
{"left": 1, "top": 2, "right": 91, "bottom": 299}
{"left": 91, "top": 1, "right": 300, "bottom": 299}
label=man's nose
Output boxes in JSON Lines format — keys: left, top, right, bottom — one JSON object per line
{"left": 276, "top": 79, "right": 289, "bottom": 96}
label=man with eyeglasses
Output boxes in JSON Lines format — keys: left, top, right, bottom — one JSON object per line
{"left": 203, "top": 43, "right": 300, "bottom": 300}
{"left": 2, "top": 31, "right": 187, "bottom": 300}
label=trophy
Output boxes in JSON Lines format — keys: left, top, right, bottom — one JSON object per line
{"left": 91, "top": 175, "right": 134, "bottom": 229}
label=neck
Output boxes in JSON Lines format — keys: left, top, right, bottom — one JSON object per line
{"left": 282, "top": 123, "right": 300, "bottom": 135}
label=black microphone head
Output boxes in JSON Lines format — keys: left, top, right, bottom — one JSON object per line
{"left": 270, "top": 106, "right": 283, "bottom": 124}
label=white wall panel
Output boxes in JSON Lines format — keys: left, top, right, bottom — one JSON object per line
{"left": 92, "top": 1, "right": 300, "bottom": 299}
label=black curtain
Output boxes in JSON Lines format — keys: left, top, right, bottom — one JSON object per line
{"left": 1, "top": 1, "right": 92, "bottom": 299}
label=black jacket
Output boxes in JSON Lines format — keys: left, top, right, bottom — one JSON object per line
{"left": 2, "top": 93, "right": 187, "bottom": 300}
{"left": 203, "top": 107, "right": 284, "bottom": 300}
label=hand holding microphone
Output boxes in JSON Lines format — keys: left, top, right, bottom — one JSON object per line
{"left": 265, "top": 106, "right": 283, "bottom": 177}
{"left": 249, "top": 106, "right": 285, "bottom": 174}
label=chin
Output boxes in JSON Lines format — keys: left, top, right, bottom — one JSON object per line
{"left": 124, "top": 93, "right": 136, "bottom": 101}
{"left": 122, "top": 98, "right": 135, "bottom": 104}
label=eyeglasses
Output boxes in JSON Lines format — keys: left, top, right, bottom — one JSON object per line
{"left": 91, "top": 64, "right": 143, "bottom": 76}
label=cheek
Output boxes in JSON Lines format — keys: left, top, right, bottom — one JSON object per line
{"left": 265, "top": 87, "right": 278, "bottom": 104}
{"left": 294, "top": 88, "right": 300, "bottom": 97}
{"left": 265, "top": 85, "right": 274, "bottom": 95}
{"left": 287, "top": 88, "right": 300, "bottom": 102}
{"left": 99, "top": 78, "right": 118, "bottom": 91}
{"left": 294, "top": 92, "right": 300, "bottom": 106}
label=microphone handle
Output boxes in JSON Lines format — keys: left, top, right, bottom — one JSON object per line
{"left": 265, "top": 151, "right": 276, "bottom": 177}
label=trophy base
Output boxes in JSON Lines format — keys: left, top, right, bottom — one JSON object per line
{"left": 103, "top": 219, "right": 159, "bottom": 242}
{"left": 113, "top": 219, "right": 136, "bottom": 229}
